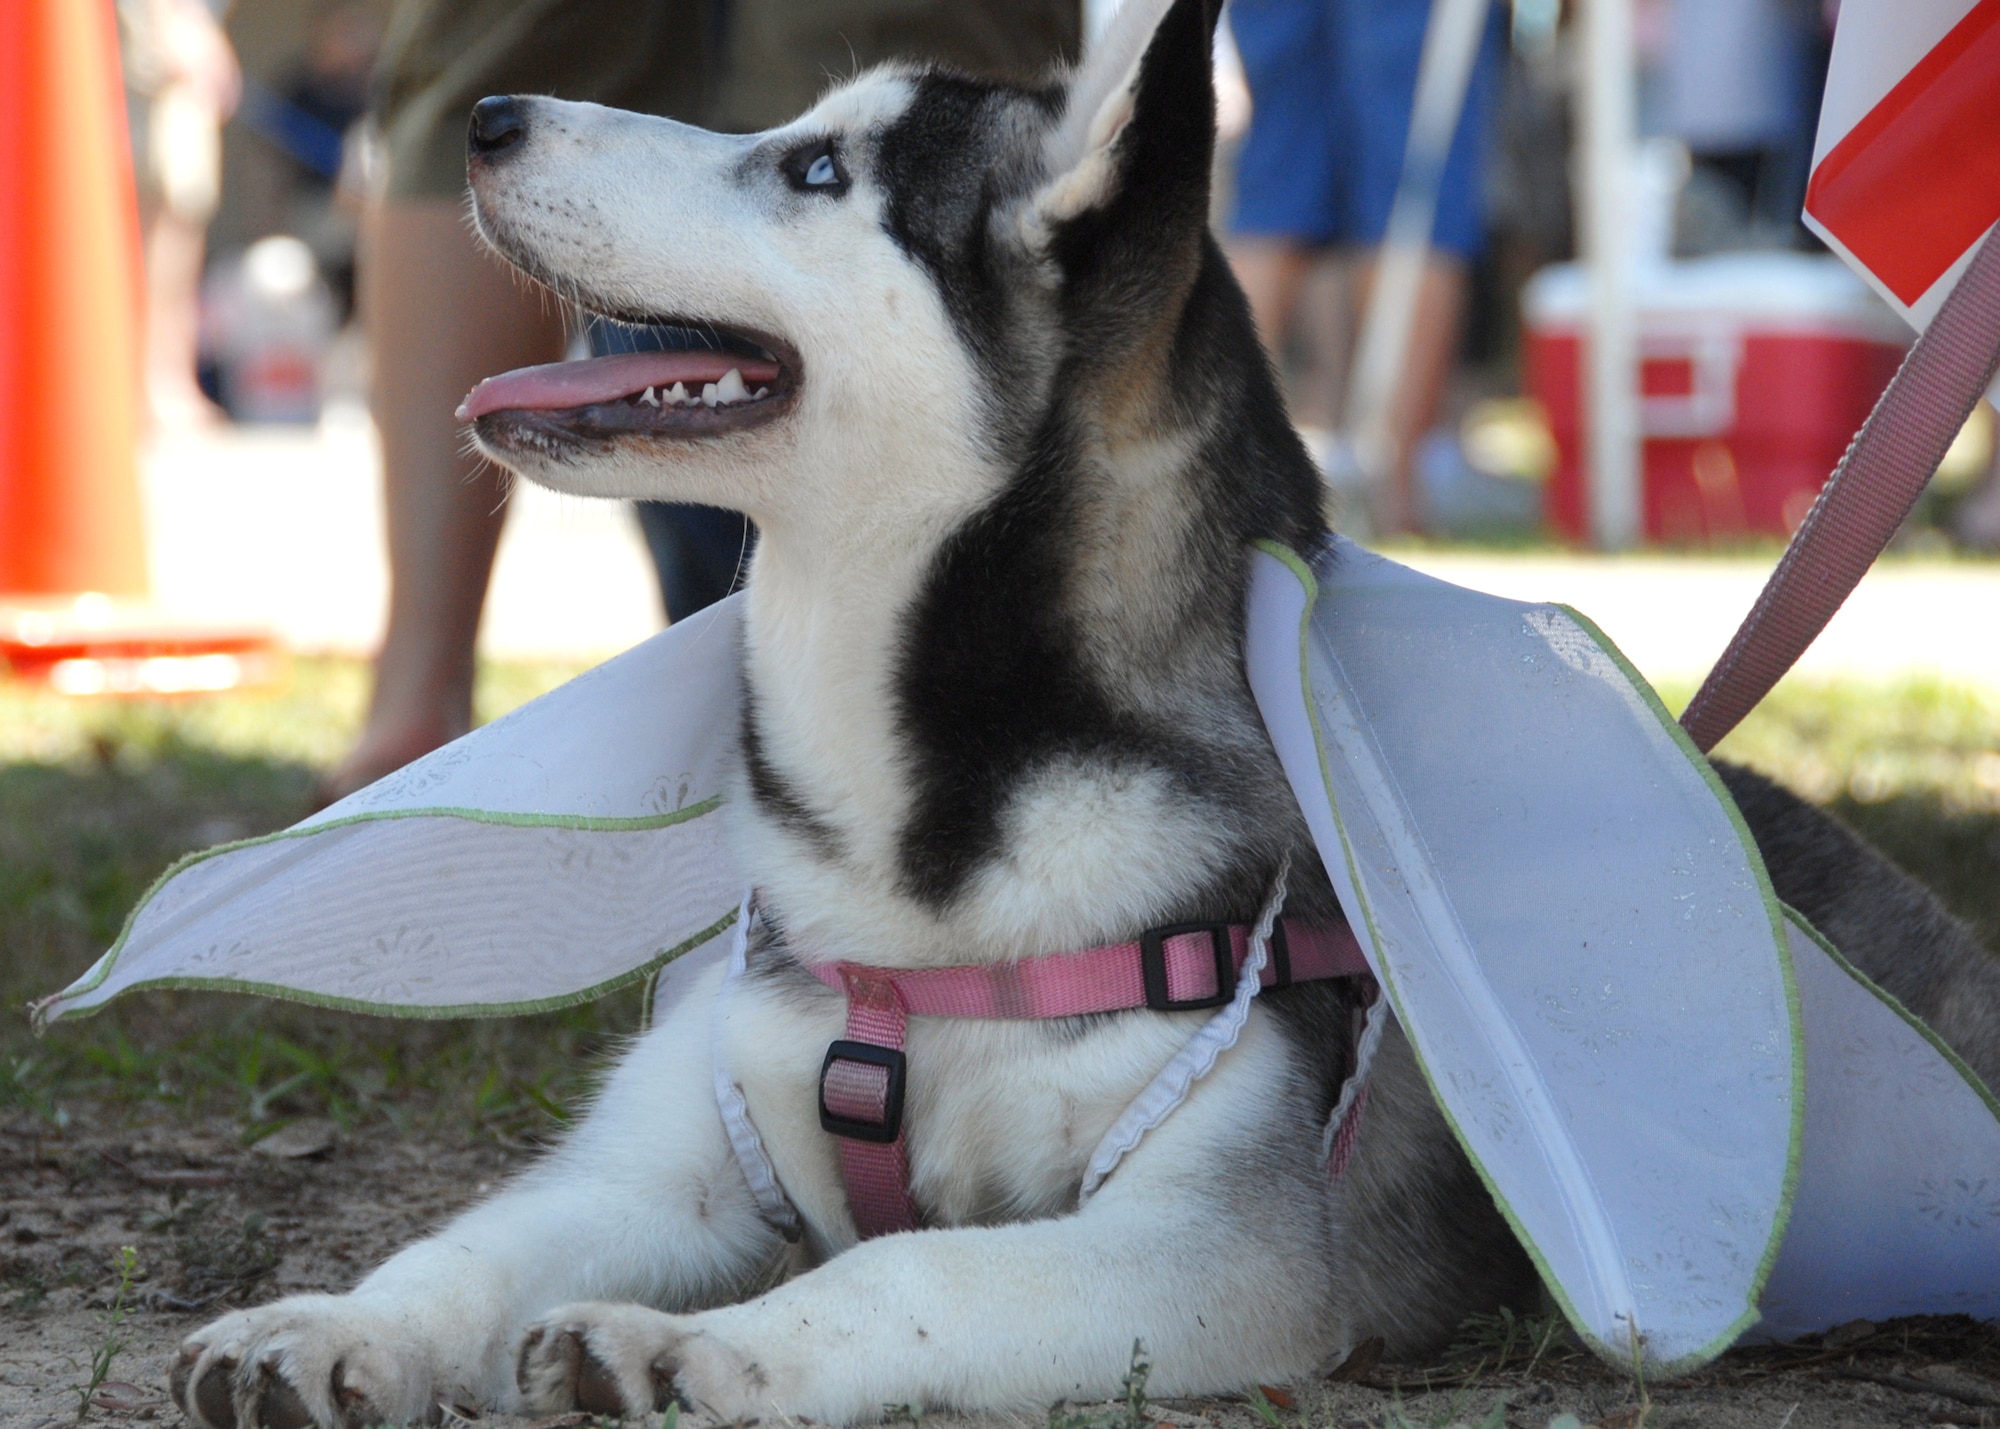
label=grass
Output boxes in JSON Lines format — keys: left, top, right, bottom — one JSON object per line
{"left": 68, "top": 1243, "right": 138, "bottom": 1417}
{"left": 1, "top": 657, "right": 1996, "bottom": 1149}
{"left": 1681, "top": 675, "right": 2000, "bottom": 949}
{"left": 1048, "top": 1341, "right": 1152, "bottom": 1429}
{"left": 1447, "top": 1308, "right": 1573, "bottom": 1382}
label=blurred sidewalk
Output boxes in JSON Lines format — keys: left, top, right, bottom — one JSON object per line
{"left": 1400, "top": 550, "right": 2000, "bottom": 689}
{"left": 142, "top": 403, "right": 661, "bottom": 662}
{"left": 142, "top": 415, "right": 2000, "bottom": 684}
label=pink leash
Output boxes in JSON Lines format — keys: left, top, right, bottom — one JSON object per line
{"left": 1680, "top": 225, "right": 2000, "bottom": 753}
{"left": 808, "top": 918, "right": 1370, "bottom": 1238}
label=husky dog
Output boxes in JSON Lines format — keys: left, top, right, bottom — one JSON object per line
{"left": 168, "top": 1, "right": 2000, "bottom": 1424}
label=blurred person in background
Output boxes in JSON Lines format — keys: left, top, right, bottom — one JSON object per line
{"left": 259, "top": 1, "right": 382, "bottom": 318}
{"left": 326, "top": 0, "right": 1080, "bottom": 802}
{"left": 1223, "top": 0, "right": 1504, "bottom": 535}
{"left": 120, "top": 0, "right": 242, "bottom": 428}
{"left": 1652, "top": 0, "right": 1826, "bottom": 252}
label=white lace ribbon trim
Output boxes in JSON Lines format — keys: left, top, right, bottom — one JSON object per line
{"left": 1078, "top": 865, "right": 1290, "bottom": 1202}
{"left": 1321, "top": 977, "right": 1386, "bottom": 1164}
{"left": 711, "top": 891, "right": 802, "bottom": 1238}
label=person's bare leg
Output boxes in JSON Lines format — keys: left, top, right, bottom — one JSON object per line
{"left": 1955, "top": 408, "right": 2000, "bottom": 551}
{"left": 323, "top": 199, "right": 568, "bottom": 802}
{"left": 1349, "top": 253, "right": 1467, "bottom": 535}
{"left": 1226, "top": 238, "right": 1312, "bottom": 358}
{"left": 1289, "top": 254, "right": 1352, "bottom": 432}
{"left": 142, "top": 210, "right": 226, "bottom": 428}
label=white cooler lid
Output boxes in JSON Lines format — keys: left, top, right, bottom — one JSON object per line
{"left": 1523, "top": 253, "right": 1909, "bottom": 342}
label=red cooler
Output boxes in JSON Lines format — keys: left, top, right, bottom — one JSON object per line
{"left": 1523, "top": 254, "right": 1907, "bottom": 543}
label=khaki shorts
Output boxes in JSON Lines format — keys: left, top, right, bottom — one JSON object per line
{"left": 376, "top": 0, "right": 1080, "bottom": 200}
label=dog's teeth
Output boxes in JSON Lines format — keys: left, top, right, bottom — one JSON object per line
{"left": 754, "top": 386, "right": 769, "bottom": 399}
{"left": 701, "top": 382, "right": 719, "bottom": 407}
{"left": 639, "top": 386, "right": 660, "bottom": 407}
{"left": 667, "top": 382, "right": 689, "bottom": 405}
{"left": 715, "top": 369, "right": 749, "bottom": 404}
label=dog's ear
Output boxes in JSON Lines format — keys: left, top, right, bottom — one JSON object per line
{"left": 1023, "top": 0, "right": 1221, "bottom": 279}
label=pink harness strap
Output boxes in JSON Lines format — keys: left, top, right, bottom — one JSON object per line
{"left": 820, "top": 966, "right": 922, "bottom": 1238}
{"left": 808, "top": 916, "right": 1368, "bottom": 1238}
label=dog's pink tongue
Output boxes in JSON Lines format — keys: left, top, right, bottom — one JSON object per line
{"left": 457, "top": 350, "right": 780, "bottom": 421}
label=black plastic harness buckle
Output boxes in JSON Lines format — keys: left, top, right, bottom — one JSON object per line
{"left": 818, "top": 1039, "right": 907, "bottom": 1143}
{"left": 1139, "top": 922, "right": 1238, "bottom": 1011}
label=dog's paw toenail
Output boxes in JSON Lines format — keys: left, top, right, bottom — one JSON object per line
{"left": 330, "top": 1358, "right": 388, "bottom": 1429}
{"left": 646, "top": 1355, "right": 683, "bottom": 1413}
{"left": 435, "top": 1392, "right": 482, "bottom": 1423}
{"left": 515, "top": 1326, "right": 552, "bottom": 1399}
{"left": 568, "top": 1333, "right": 627, "bottom": 1416}
{"left": 191, "top": 1354, "right": 238, "bottom": 1429}
{"left": 168, "top": 1344, "right": 200, "bottom": 1415}
{"left": 255, "top": 1360, "right": 314, "bottom": 1429}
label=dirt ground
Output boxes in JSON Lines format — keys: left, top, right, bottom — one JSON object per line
{"left": 0, "top": 1107, "right": 1996, "bottom": 1429}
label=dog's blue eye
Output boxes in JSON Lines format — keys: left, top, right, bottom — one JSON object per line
{"left": 805, "top": 154, "right": 838, "bottom": 187}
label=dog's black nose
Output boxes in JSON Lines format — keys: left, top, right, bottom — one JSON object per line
{"left": 468, "top": 96, "right": 527, "bottom": 158}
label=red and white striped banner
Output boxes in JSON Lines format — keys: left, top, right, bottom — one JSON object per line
{"left": 1804, "top": 0, "right": 2000, "bottom": 329}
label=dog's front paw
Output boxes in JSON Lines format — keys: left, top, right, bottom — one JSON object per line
{"left": 517, "top": 1303, "right": 774, "bottom": 1421}
{"left": 170, "top": 1296, "right": 440, "bottom": 1429}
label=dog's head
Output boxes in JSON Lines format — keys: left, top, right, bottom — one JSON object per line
{"left": 460, "top": 0, "right": 1314, "bottom": 550}
{"left": 463, "top": 0, "right": 1332, "bottom": 948}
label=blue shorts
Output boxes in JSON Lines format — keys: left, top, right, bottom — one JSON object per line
{"left": 1227, "top": 0, "right": 1503, "bottom": 260}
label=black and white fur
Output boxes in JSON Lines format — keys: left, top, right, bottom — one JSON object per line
{"left": 168, "top": 2, "right": 2000, "bottom": 1423}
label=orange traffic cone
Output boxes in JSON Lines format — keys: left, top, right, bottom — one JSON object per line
{"left": 0, "top": 2, "right": 275, "bottom": 694}
{"left": 0, "top": 0, "right": 148, "bottom": 596}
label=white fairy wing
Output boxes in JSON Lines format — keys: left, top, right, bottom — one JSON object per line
{"left": 1246, "top": 537, "right": 1801, "bottom": 1373}
{"left": 34, "top": 595, "right": 750, "bottom": 1026}
{"left": 1755, "top": 912, "right": 2000, "bottom": 1337}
